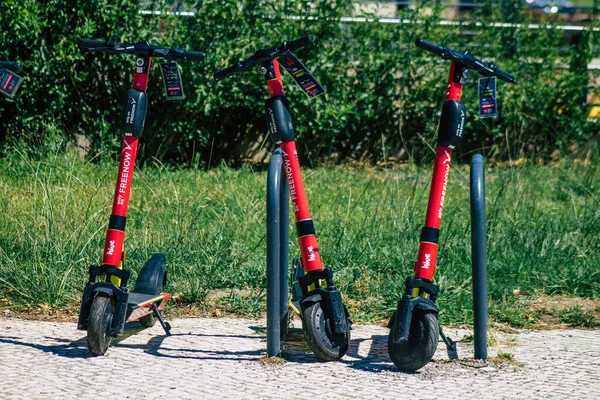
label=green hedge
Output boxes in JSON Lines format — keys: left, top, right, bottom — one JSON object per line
{"left": 0, "top": 0, "right": 598, "bottom": 163}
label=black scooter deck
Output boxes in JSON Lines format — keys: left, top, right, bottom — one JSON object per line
{"left": 127, "top": 292, "right": 167, "bottom": 309}
{"left": 126, "top": 292, "right": 171, "bottom": 323}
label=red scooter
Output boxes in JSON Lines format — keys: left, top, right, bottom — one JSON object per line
{"left": 76, "top": 39, "right": 205, "bottom": 356}
{"left": 214, "top": 35, "right": 351, "bottom": 361}
{"left": 388, "top": 38, "right": 516, "bottom": 371}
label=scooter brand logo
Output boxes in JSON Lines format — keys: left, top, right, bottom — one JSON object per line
{"left": 422, "top": 253, "right": 431, "bottom": 269}
{"left": 307, "top": 246, "right": 316, "bottom": 262}
{"left": 438, "top": 151, "right": 451, "bottom": 219}
{"left": 456, "top": 110, "right": 465, "bottom": 138}
{"left": 267, "top": 107, "right": 282, "bottom": 144}
{"left": 126, "top": 97, "right": 137, "bottom": 125}
{"left": 106, "top": 239, "right": 116, "bottom": 256}
{"left": 282, "top": 150, "right": 299, "bottom": 212}
{"left": 119, "top": 141, "right": 133, "bottom": 195}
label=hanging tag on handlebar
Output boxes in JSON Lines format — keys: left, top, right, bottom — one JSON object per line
{"left": 160, "top": 62, "right": 185, "bottom": 100}
{"left": 478, "top": 77, "right": 497, "bottom": 118}
{"left": 278, "top": 51, "right": 326, "bottom": 99}
{"left": 0, "top": 67, "right": 23, "bottom": 98}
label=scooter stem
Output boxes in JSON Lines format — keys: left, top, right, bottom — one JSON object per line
{"left": 102, "top": 56, "right": 152, "bottom": 285}
{"left": 265, "top": 59, "right": 324, "bottom": 274}
{"left": 414, "top": 145, "right": 452, "bottom": 281}
{"left": 280, "top": 141, "right": 324, "bottom": 273}
{"left": 413, "top": 61, "right": 464, "bottom": 282}
{"left": 102, "top": 135, "right": 140, "bottom": 271}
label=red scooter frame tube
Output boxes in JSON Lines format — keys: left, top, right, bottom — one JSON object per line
{"left": 268, "top": 59, "right": 324, "bottom": 274}
{"left": 414, "top": 61, "right": 462, "bottom": 281}
{"left": 102, "top": 57, "right": 152, "bottom": 283}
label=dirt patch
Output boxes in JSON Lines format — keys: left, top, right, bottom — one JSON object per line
{"left": 524, "top": 295, "right": 600, "bottom": 328}
{"left": 3, "top": 293, "right": 600, "bottom": 329}
{"left": 0, "top": 292, "right": 259, "bottom": 323}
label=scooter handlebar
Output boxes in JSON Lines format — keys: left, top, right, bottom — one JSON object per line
{"left": 213, "top": 64, "right": 239, "bottom": 82}
{"left": 415, "top": 38, "right": 517, "bottom": 84}
{"left": 213, "top": 35, "right": 315, "bottom": 82}
{"left": 284, "top": 35, "right": 314, "bottom": 53}
{"left": 0, "top": 61, "right": 22, "bottom": 73}
{"left": 492, "top": 67, "right": 516, "bottom": 84}
{"left": 165, "top": 48, "right": 206, "bottom": 62}
{"left": 415, "top": 38, "right": 444, "bottom": 56}
{"left": 79, "top": 38, "right": 205, "bottom": 62}
{"left": 79, "top": 39, "right": 121, "bottom": 51}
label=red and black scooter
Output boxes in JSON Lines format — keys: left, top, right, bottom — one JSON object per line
{"left": 388, "top": 38, "right": 516, "bottom": 371}
{"left": 76, "top": 39, "right": 205, "bottom": 356}
{"left": 214, "top": 35, "right": 351, "bottom": 361}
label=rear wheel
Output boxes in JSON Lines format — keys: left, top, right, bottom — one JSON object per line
{"left": 301, "top": 301, "right": 350, "bottom": 361}
{"left": 87, "top": 293, "right": 114, "bottom": 356}
{"left": 388, "top": 311, "right": 439, "bottom": 372}
{"left": 138, "top": 310, "right": 157, "bottom": 327}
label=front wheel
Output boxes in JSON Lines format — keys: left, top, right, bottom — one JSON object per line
{"left": 388, "top": 311, "right": 439, "bottom": 372}
{"left": 87, "top": 293, "right": 114, "bottom": 356}
{"left": 301, "top": 301, "right": 350, "bottom": 361}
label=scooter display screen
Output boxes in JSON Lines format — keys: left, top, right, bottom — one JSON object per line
{"left": 278, "top": 52, "right": 326, "bottom": 99}
{"left": 160, "top": 62, "right": 185, "bottom": 100}
{"left": 0, "top": 67, "right": 22, "bottom": 98}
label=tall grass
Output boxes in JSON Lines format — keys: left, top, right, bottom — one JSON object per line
{"left": 0, "top": 150, "right": 598, "bottom": 325}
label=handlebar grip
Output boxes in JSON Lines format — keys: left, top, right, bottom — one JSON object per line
{"left": 79, "top": 39, "right": 115, "bottom": 49}
{"left": 284, "top": 35, "right": 314, "bottom": 53}
{"left": 170, "top": 48, "right": 206, "bottom": 62}
{"left": 494, "top": 68, "right": 516, "bottom": 84}
{"left": 415, "top": 38, "right": 444, "bottom": 56}
{"left": 0, "top": 62, "right": 22, "bottom": 73}
{"left": 182, "top": 50, "right": 206, "bottom": 62}
{"left": 213, "top": 64, "right": 239, "bottom": 82}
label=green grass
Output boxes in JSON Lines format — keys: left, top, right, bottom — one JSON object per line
{"left": 556, "top": 306, "right": 597, "bottom": 327}
{"left": 0, "top": 150, "right": 598, "bottom": 326}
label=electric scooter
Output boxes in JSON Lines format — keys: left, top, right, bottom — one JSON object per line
{"left": 388, "top": 38, "right": 516, "bottom": 371}
{"left": 76, "top": 39, "right": 205, "bottom": 356}
{"left": 214, "top": 35, "right": 351, "bottom": 361}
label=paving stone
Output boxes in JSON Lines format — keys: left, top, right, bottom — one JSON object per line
{"left": 0, "top": 317, "right": 599, "bottom": 399}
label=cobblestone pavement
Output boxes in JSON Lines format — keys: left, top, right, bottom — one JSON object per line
{"left": 1, "top": 316, "right": 598, "bottom": 399}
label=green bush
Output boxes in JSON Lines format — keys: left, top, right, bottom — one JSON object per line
{"left": 0, "top": 0, "right": 598, "bottom": 163}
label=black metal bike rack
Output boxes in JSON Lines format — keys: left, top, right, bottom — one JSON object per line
{"left": 470, "top": 153, "right": 488, "bottom": 360}
{"left": 265, "top": 150, "right": 489, "bottom": 360}
{"left": 266, "top": 148, "right": 290, "bottom": 357}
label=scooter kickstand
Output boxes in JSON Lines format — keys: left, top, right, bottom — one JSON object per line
{"left": 151, "top": 303, "right": 172, "bottom": 336}
{"left": 439, "top": 327, "right": 458, "bottom": 360}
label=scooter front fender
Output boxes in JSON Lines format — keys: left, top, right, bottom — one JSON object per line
{"left": 390, "top": 296, "right": 438, "bottom": 344}
{"left": 77, "top": 282, "right": 129, "bottom": 336}
{"left": 300, "top": 293, "right": 323, "bottom": 309}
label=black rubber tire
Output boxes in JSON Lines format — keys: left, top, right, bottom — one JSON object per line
{"left": 138, "top": 312, "right": 157, "bottom": 327}
{"left": 301, "top": 301, "right": 350, "bottom": 361}
{"left": 87, "top": 294, "right": 114, "bottom": 356}
{"left": 388, "top": 311, "right": 439, "bottom": 372}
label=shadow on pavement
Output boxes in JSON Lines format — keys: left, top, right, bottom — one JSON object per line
{"left": 0, "top": 322, "right": 412, "bottom": 372}
{"left": 0, "top": 335, "right": 92, "bottom": 359}
{"left": 343, "top": 334, "right": 403, "bottom": 373}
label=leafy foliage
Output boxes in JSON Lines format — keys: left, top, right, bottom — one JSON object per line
{"left": 0, "top": 0, "right": 598, "bottom": 163}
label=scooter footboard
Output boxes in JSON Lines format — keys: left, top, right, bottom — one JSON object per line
{"left": 126, "top": 292, "right": 171, "bottom": 322}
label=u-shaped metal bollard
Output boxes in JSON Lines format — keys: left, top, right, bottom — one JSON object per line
{"left": 470, "top": 153, "right": 488, "bottom": 360}
{"left": 266, "top": 149, "right": 290, "bottom": 357}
